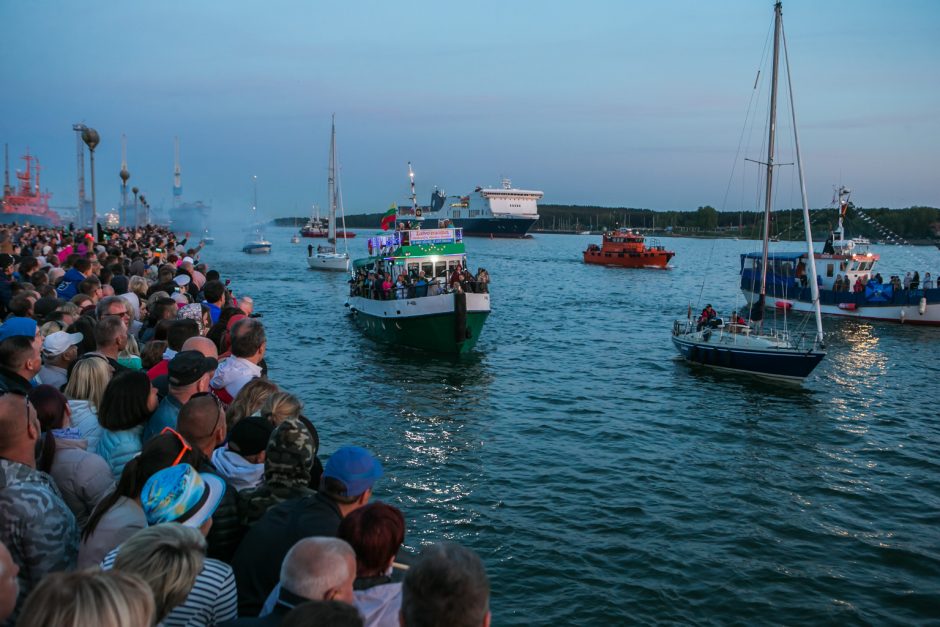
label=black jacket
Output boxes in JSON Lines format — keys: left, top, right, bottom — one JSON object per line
{"left": 230, "top": 492, "right": 343, "bottom": 617}
{"left": 198, "top": 457, "right": 245, "bottom": 564}
{"left": 0, "top": 367, "right": 32, "bottom": 395}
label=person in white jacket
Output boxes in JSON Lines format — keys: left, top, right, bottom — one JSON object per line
{"left": 210, "top": 318, "right": 266, "bottom": 404}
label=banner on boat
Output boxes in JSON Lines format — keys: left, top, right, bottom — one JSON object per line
{"left": 409, "top": 229, "right": 456, "bottom": 244}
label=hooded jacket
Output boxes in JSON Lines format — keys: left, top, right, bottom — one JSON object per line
{"left": 0, "top": 459, "right": 79, "bottom": 621}
{"left": 96, "top": 425, "right": 144, "bottom": 482}
{"left": 55, "top": 267, "right": 87, "bottom": 300}
{"left": 210, "top": 356, "right": 261, "bottom": 404}
{"left": 211, "top": 446, "right": 264, "bottom": 492}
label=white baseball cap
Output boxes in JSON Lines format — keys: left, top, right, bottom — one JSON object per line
{"left": 42, "top": 331, "right": 83, "bottom": 358}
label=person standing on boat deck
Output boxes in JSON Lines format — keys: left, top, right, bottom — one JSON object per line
{"left": 903, "top": 272, "right": 912, "bottom": 290}
{"left": 911, "top": 271, "right": 920, "bottom": 290}
{"left": 924, "top": 273, "right": 934, "bottom": 289}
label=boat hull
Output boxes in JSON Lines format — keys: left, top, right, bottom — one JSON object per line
{"left": 672, "top": 332, "right": 825, "bottom": 382}
{"left": 347, "top": 292, "right": 490, "bottom": 354}
{"left": 307, "top": 254, "right": 349, "bottom": 272}
{"left": 450, "top": 217, "right": 536, "bottom": 238}
{"left": 302, "top": 231, "right": 356, "bottom": 239}
{"left": 742, "top": 287, "right": 940, "bottom": 326}
{"left": 0, "top": 212, "right": 57, "bottom": 227}
{"left": 242, "top": 244, "right": 272, "bottom": 254}
{"left": 583, "top": 249, "right": 674, "bottom": 268}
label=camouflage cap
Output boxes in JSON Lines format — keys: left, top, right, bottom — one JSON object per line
{"left": 264, "top": 419, "right": 315, "bottom": 485}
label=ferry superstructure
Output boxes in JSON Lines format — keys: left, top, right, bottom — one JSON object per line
{"left": 420, "top": 178, "right": 543, "bottom": 238}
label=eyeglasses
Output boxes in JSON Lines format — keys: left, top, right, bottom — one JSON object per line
{"left": 160, "top": 427, "right": 193, "bottom": 466}
{"left": 191, "top": 392, "right": 224, "bottom": 438}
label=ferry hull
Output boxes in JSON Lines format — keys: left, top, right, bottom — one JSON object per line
{"left": 451, "top": 217, "right": 536, "bottom": 238}
{"left": 672, "top": 334, "right": 825, "bottom": 382}
{"left": 742, "top": 287, "right": 940, "bottom": 326}
{"left": 0, "top": 212, "right": 57, "bottom": 227}
{"left": 583, "top": 249, "right": 674, "bottom": 268}
{"left": 347, "top": 292, "right": 490, "bottom": 354}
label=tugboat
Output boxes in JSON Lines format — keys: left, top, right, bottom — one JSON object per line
{"left": 583, "top": 228, "right": 674, "bottom": 268}
{"left": 345, "top": 166, "right": 490, "bottom": 354}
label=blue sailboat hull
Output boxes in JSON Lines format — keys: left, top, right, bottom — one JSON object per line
{"left": 672, "top": 335, "right": 825, "bottom": 382}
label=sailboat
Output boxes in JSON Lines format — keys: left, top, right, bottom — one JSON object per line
{"left": 242, "top": 175, "right": 272, "bottom": 254}
{"left": 672, "top": 1, "right": 825, "bottom": 383}
{"left": 307, "top": 115, "right": 350, "bottom": 272}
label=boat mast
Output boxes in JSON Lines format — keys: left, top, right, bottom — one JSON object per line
{"left": 173, "top": 137, "right": 182, "bottom": 208}
{"left": 759, "top": 1, "right": 783, "bottom": 304}
{"left": 782, "top": 6, "right": 825, "bottom": 345}
{"left": 408, "top": 162, "right": 417, "bottom": 215}
{"left": 327, "top": 114, "right": 337, "bottom": 245}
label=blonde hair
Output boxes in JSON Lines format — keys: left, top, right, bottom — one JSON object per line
{"left": 56, "top": 302, "right": 82, "bottom": 317}
{"left": 120, "top": 334, "right": 141, "bottom": 358}
{"left": 39, "top": 320, "right": 68, "bottom": 337}
{"left": 128, "top": 275, "right": 149, "bottom": 300}
{"left": 64, "top": 356, "right": 112, "bottom": 411}
{"left": 226, "top": 378, "right": 279, "bottom": 429}
{"left": 17, "top": 570, "right": 155, "bottom": 627}
{"left": 260, "top": 391, "right": 304, "bottom": 426}
{"left": 114, "top": 524, "right": 206, "bottom": 622}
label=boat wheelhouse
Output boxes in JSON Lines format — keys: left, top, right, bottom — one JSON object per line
{"left": 583, "top": 228, "right": 674, "bottom": 268}
{"left": 346, "top": 225, "right": 490, "bottom": 354}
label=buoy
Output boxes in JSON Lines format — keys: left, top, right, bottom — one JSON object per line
{"left": 919, "top": 297, "right": 927, "bottom": 315}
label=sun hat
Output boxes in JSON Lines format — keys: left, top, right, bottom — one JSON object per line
{"left": 42, "top": 331, "right": 83, "bottom": 358}
{"left": 0, "top": 317, "right": 37, "bottom": 342}
{"left": 141, "top": 463, "right": 226, "bottom": 528}
{"left": 322, "top": 446, "right": 383, "bottom": 498}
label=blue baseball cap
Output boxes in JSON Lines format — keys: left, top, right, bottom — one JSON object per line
{"left": 323, "top": 446, "right": 383, "bottom": 497}
{"left": 141, "top": 463, "right": 226, "bottom": 528}
{"left": 0, "top": 317, "right": 38, "bottom": 342}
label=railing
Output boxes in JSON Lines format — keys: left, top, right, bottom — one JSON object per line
{"left": 349, "top": 278, "right": 489, "bottom": 300}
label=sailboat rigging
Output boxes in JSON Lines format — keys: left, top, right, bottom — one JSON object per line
{"left": 672, "top": 1, "right": 826, "bottom": 383}
{"left": 307, "top": 115, "right": 351, "bottom": 272}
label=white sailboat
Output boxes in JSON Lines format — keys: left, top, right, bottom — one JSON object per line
{"left": 307, "top": 116, "right": 349, "bottom": 272}
{"left": 243, "top": 175, "right": 272, "bottom": 254}
{"left": 672, "top": 1, "right": 825, "bottom": 383}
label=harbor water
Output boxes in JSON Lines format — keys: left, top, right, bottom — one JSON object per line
{"left": 213, "top": 228, "right": 939, "bottom": 625}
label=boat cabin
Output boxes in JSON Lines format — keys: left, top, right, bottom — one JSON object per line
{"left": 740, "top": 250, "right": 880, "bottom": 294}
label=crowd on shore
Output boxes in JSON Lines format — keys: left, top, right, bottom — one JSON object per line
{"left": 0, "top": 224, "right": 491, "bottom": 627}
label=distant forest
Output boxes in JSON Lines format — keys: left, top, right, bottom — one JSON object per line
{"left": 273, "top": 204, "right": 940, "bottom": 242}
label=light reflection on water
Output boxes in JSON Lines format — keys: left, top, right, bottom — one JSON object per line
{"left": 206, "top": 228, "right": 939, "bottom": 625}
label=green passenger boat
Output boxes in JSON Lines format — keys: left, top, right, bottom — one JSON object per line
{"left": 346, "top": 225, "right": 490, "bottom": 354}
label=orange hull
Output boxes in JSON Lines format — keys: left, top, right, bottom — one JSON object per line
{"left": 583, "top": 249, "right": 674, "bottom": 268}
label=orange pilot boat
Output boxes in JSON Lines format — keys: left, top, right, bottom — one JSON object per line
{"left": 583, "top": 228, "right": 674, "bottom": 268}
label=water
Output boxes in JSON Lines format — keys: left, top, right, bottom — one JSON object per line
{"left": 209, "top": 227, "right": 940, "bottom": 625}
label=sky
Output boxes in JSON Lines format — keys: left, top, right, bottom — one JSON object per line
{"left": 1, "top": 0, "right": 938, "bottom": 221}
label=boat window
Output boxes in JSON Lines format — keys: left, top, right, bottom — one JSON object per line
{"left": 435, "top": 261, "right": 447, "bottom": 278}
{"left": 421, "top": 262, "right": 433, "bottom": 277}
{"left": 452, "top": 211, "right": 461, "bottom": 219}
{"left": 407, "top": 262, "right": 419, "bottom": 277}
{"left": 826, "top": 263, "right": 834, "bottom": 277}
{"left": 839, "top": 261, "right": 847, "bottom": 271}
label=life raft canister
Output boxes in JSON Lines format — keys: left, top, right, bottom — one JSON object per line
{"left": 775, "top": 300, "right": 793, "bottom": 310}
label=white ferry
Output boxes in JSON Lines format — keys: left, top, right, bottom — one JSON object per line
{"left": 413, "top": 178, "right": 543, "bottom": 238}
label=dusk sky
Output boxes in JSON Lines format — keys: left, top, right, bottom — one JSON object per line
{"left": 1, "top": 0, "right": 938, "bottom": 221}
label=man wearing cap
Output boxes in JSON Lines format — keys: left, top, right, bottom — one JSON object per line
{"left": 0, "top": 253, "right": 16, "bottom": 318}
{"left": 143, "top": 350, "right": 218, "bottom": 442}
{"left": 37, "top": 330, "right": 83, "bottom": 390}
{"left": 231, "top": 445, "right": 383, "bottom": 616}
{"left": 0, "top": 318, "right": 42, "bottom": 394}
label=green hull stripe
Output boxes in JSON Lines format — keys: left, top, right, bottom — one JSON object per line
{"left": 351, "top": 310, "right": 489, "bottom": 354}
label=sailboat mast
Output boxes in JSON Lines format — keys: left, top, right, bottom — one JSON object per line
{"left": 782, "top": 8, "right": 825, "bottom": 345}
{"left": 759, "top": 1, "right": 783, "bottom": 299}
{"left": 328, "top": 115, "right": 337, "bottom": 244}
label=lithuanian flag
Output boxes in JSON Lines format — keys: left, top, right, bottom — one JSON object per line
{"left": 380, "top": 205, "right": 397, "bottom": 231}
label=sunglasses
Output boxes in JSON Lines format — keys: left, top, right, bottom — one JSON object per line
{"left": 191, "top": 392, "right": 225, "bottom": 438}
{"left": 160, "top": 427, "right": 193, "bottom": 466}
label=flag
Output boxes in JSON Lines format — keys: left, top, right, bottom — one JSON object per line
{"left": 380, "top": 205, "right": 397, "bottom": 231}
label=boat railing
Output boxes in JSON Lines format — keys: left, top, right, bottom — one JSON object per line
{"left": 349, "top": 278, "right": 488, "bottom": 300}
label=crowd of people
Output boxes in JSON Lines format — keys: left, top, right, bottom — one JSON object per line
{"left": 349, "top": 263, "right": 490, "bottom": 301}
{"left": 831, "top": 270, "right": 935, "bottom": 294}
{"left": 0, "top": 223, "right": 491, "bottom": 627}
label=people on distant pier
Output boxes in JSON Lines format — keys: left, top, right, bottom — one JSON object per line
{"left": 924, "top": 272, "right": 934, "bottom": 289}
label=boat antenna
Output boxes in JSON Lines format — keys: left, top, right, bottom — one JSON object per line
{"left": 408, "top": 161, "right": 417, "bottom": 215}
{"left": 173, "top": 136, "right": 182, "bottom": 208}
{"left": 782, "top": 16, "right": 824, "bottom": 346}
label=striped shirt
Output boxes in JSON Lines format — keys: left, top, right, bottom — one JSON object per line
{"left": 101, "top": 547, "right": 238, "bottom": 626}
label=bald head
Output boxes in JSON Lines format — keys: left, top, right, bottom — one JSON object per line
{"left": 181, "top": 336, "right": 218, "bottom": 359}
{"left": 176, "top": 394, "right": 226, "bottom": 456}
{"left": 280, "top": 538, "right": 356, "bottom": 605}
{"left": 0, "top": 393, "right": 39, "bottom": 466}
